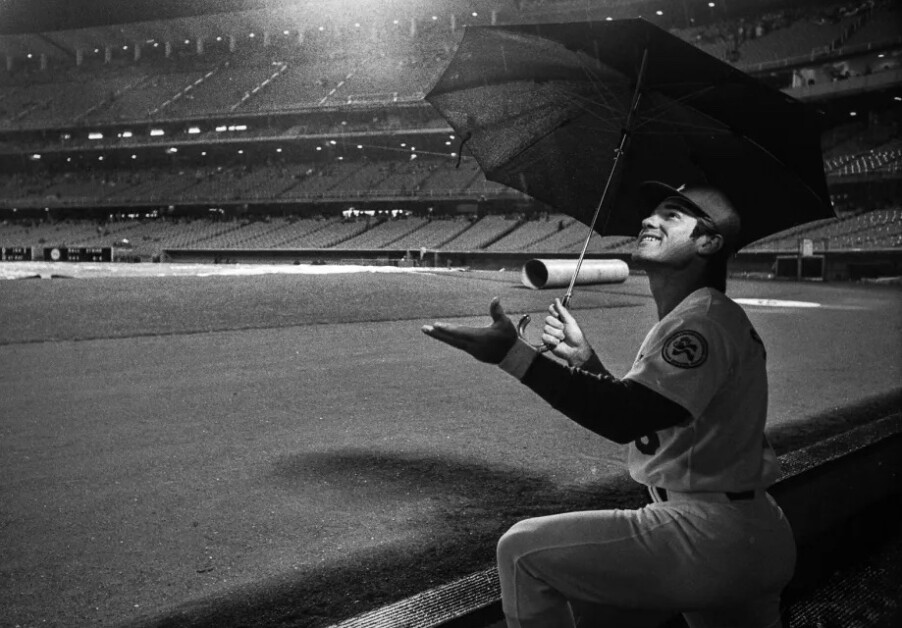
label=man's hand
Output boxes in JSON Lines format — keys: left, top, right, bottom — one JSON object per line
{"left": 422, "top": 297, "right": 517, "bottom": 364}
{"left": 542, "top": 298, "right": 594, "bottom": 367}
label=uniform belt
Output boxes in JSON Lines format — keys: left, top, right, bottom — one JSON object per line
{"left": 651, "top": 487, "right": 757, "bottom": 503}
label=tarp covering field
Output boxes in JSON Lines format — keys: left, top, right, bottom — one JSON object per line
{"left": 1, "top": 263, "right": 900, "bottom": 627}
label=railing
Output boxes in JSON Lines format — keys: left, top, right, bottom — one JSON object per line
{"left": 742, "top": 35, "right": 902, "bottom": 73}
{"left": 784, "top": 67, "right": 902, "bottom": 101}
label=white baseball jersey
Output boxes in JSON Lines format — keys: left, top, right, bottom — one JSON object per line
{"left": 624, "top": 287, "right": 780, "bottom": 493}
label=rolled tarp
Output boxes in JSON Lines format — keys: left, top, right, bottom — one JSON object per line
{"left": 521, "top": 258, "right": 629, "bottom": 290}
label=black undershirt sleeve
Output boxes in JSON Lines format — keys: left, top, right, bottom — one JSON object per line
{"left": 520, "top": 352, "right": 692, "bottom": 444}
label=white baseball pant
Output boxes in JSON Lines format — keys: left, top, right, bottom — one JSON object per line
{"left": 496, "top": 489, "right": 796, "bottom": 628}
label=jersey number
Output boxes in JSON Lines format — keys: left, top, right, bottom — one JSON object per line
{"left": 635, "top": 432, "right": 661, "bottom": 455}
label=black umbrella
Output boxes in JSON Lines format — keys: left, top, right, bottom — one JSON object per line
{"left": 425, "top": 18, "right": 834, "bottom": 252}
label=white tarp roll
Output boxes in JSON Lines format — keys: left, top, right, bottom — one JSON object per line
{"left": 520, "top": 258, "right": 629, "bottom": 290}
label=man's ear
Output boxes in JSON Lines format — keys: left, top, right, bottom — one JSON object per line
{"left": 696, "top": 232, "right": 724, "bottom": 257}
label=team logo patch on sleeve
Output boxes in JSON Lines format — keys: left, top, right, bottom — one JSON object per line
{"left": 662, "top": 330, "right": 708, "bottom": 368}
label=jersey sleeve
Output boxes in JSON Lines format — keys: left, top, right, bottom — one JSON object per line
{"left": 623, "top": 314, "right": 733, "bottom": 419}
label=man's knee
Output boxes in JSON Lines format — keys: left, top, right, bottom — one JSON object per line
{"left": 497, "top": 518, "right": 542, "bottom": 567}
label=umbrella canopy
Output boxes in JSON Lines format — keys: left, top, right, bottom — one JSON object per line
{"left": 425, "top": 19, "right": 834, "bottom": 249}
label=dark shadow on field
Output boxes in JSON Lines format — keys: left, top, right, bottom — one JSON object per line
{"left": 122, "top": 389, "right": 901, "bottom": 628}
{"left": 123, "top": 451, "right": 643, "bottom": 628}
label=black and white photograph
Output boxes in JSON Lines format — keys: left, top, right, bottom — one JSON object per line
{"left": 1, "top": 1, "right": 900, "bottom": 627}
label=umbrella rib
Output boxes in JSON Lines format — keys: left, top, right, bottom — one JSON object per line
{"left": 736, "top": 131, "right": 829, "bottom": 206}
{"left": 550, "top": 86, "right": 627, "bottom": 133}
{"left": 574, "top": 51, "right": 630, "bottom": 112}
{"left": 561, "top": 98, "right": 624, "bottom": 133}
{"left": 631, "top": 85, "right": 719, "bottom": 130}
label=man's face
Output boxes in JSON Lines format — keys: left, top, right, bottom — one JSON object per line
{"left": 631, "top": 200, "right": 704, "bottom": 269}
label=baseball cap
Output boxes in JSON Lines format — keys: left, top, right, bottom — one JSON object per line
{"left": 640, "top": 181, "right": 742, "bottom": 253}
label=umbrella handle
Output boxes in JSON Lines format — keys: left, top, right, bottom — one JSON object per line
{"left": 516, "top": 313, "right": 552, "bottom": 353}
{"left": 516, "top": 294, "right": 572, "bottom": 354}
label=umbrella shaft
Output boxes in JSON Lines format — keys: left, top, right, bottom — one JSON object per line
{"left": 565, "top": 47, "right": 649, "bottom": 305}
{"left": 565, "top": 127, "right": 632, "bottom": 304}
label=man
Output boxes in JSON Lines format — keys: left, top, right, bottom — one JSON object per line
{"left": 421, "top": 182, "right": 796, "bottom": 628}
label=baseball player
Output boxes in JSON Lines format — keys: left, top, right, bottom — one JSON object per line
{"left": 422, "top": 182, "right": 796, "bottom": 627}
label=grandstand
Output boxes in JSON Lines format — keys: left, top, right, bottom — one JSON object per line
{"left": 0, "top": 0, "right": 899, "bottom": 276}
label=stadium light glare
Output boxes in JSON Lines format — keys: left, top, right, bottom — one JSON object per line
{"left": 131, "top": 155, "right": 137, "bottom": 159}
{"left": 330, "top": 140, "right": 337, "bottom": 145}
{"left": 708, "top": 2, "right": 716, "bottom": 7}
{"left": 167, "top": 147, "right": 178, "bottom": 153}
{"left": 249, "top": 33, "right": 255, "bottom": 38}
{"left": 26, "top": 53, "right": 33, "bottom": 59}
{"left": 318, "top": 26, "right": 325, "bottom": 31}
{"left": 98, "top": 156, "right": 104, "bottom": 161}
{"left": 89, "top": 132, "right": 104, "bottom": 140}
{"left": 849, "top": 111, "right": 857, "bottom": 116}
{"left": 201, "top": 151, "right": 207, "bottom": 156}
{"left": 150, "top": 129, "right": 165, "bottom": 136}
{"left": 357, "top": 145, "right": 363, "bottom": 149}
{"left": 606, "top": 17, "right": 613, "bottom": 21}
{"left": 276, "top": 148, "right": 283, "bottom": 153}
{"left": 30, "top": 154, "right": 41, "bottom": 160}
{"left": 238, "top": 150, "right": 244, "bottom": 154}
{"left": 472, "top": 12, "right": 478, "bottom": 17}
{"left": 188, "top": 127, "right": 201, "bottom": 134}
{"left": 894, "top": 96, "right": 901, "bottom": 102}
{"left": 283, "top": 30, "right": 290, "bottom": 35}
{"left": 656, "top": 11, "right": 663, "bottom": 16}
{"left": 316, "top": 146, "right": 323, "bottom": 151}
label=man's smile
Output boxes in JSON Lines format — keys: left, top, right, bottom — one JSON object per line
{"left": 637, "top": 231, "right": 662, "bottom": 245}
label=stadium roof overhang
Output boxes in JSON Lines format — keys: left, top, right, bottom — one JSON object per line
{"left": 0, "top": 0, "right": 515, "bottom": 62}
{"left": 0, "top": 0, "right": 817, "bottom": 64}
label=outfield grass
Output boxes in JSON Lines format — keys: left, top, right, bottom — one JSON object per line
{"left": 1, "top": 268, "right": 900, "bottom": 628}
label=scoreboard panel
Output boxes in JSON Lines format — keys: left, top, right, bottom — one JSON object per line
{"left": 43, "top": 247, "right": 113, "bottom": 262}
{"left": 1, "top": 247, "right": 33, "bottom": 261}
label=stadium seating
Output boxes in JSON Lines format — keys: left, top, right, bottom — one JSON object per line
{"left": 387, "top": 216, "right": 472, "bottom": 250}
{"left": 0, "top": 0, "right": 899, "bottom": 263}
{"left": 746, "top": 208, "right": 902, "bottom": 251}
{"left": 331, "top": 215, "right": 429, "bottom": 250}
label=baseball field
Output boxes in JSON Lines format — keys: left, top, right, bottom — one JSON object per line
{"left": 1, "top": 262, "right": 900, "bottom": 628}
